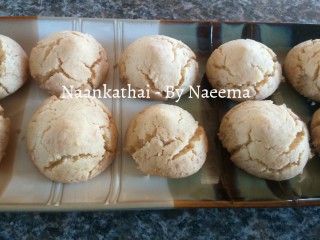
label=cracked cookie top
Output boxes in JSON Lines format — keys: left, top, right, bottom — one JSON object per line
{"left": 206, "top": 39, "right": 282, "bottom": 101}
{"left": 0, "top": 105, "right": 10, "bottom": 163}
{"left": 284, "top": 39, "right": 320, "bottom": 102}
{"left": 26, "top": 96, "right": 118, "bottom": 183}
{"left": 29, "top": 31, "right": 109, "bottom": 96}
{"left": 219, "top": 100, "right": 311, "bottom": 181}
{"left": 125, "top": 104, "right": 208, "bottom": 178}
{"left": 0, "top": 34, "right": 28, "bottom": 100}
{"left": 119, "top": 35, "right": 198, "bottom": 100}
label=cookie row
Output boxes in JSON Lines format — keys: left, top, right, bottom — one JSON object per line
{"left": 25, "top": 96, "right": 208, "bottom": 182}
{"left": 22, "top": 97, "right": 317, "bottom": 183}
{"left": 0, "top": 31, "right": 319, "bottom": 184}
{"left": 1, "top": 31, "right": 319, "bottom": 103}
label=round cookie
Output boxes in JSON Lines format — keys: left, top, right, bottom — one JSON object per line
{"left": 125, "top": 104, "right": 208, "bottom": 178}
{"left": 0, "top": 34, "right": 28, "bottom": 99}
{"left": 119, "top": 35, "right": 198, "bottom": 100}
{"left": 26, "top": 96, "right": 117, "bottom": 183}
{"left": 219, "top": 100, "right": 311, "bottom": 181}
{"left": 0, "top": 105, "right": 10, "bottom": 162}
{"left": 284, "top": 39, "right": 320, "bottom": 102}
{"left": 206, "top": 39, "right": 282, "bottom": 101}
{"left": 29, "top": 31, "right": 109, "bottom": 96}
{"left": 311, "top": 108, "right": 320, "bottom": 153}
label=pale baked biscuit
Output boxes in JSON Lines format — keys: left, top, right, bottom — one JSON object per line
{"left": 206, "top": 39, "right": 282, "bottom": 101}
{"left": 219, "top": 100, "right": 311, "bottom": 181}
{"left": 311, "top": 108, "right": 320, "bottom": 153}
{"left": 26, "top": 96, "right": 117, "bottom": 183}
{"left": 29, "top": 31, "right": 109, "bottom": 96}
{"left": 0, "top": 35, "right": 28, "bottom": 99}
{"left": 119, "top": 35, "right": 198, "bottom": 100}
{"left": 284, "top": 39, "right": 320, "bottom": 102}
{"left": 0, "top": 105, "right": 10, "bottom": 162}
{"left": 125, "top": 104, "right": 208, "bottom": 178}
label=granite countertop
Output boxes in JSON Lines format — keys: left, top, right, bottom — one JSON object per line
{"left": 0, "top": 0, "right": 320, "bottom": 239}
{"left": 1, "top": 0, "right": 320, "bottom": 23}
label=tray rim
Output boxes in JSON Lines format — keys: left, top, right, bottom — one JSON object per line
{"left": 0, "top": 199, "right": 320, "bottom": 212}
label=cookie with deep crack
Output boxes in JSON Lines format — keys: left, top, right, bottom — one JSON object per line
{"left": 29, "top": 31, "right": 109, "bottom": 96}
{"left": 284, "top": 39, "right": 320, "bottom": 102}
{"left": 0, "top": 105, "right": 10, "bottom": 162}
{"left": 206, "top": 39, "right": 282, "bottom": 101}
{"left": 311, "top": 108, "right": 320, "bottom": 153}
{"left": 0, "top": 34, "right": 28, "bottom": 99}
{"left": 219, "top": 100, "right": 311, "bottom": 181}
{"left": 26, "top": 95, "right": 118, "bottom": 183}
{"left": 125, "top": 104, "right": 208, "bottom": 178}
{"left": 119, "top": 35, "right": 198, "bottom": 100}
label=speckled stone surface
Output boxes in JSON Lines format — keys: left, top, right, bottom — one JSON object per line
{"left": 0, "top": 0, "right": 320, "bottom": 239}
{"left": 0, "top": 0, "right": 320, "bottom": 23}
{"left": 0, "top": 208, "right": 319, "bottom": 239}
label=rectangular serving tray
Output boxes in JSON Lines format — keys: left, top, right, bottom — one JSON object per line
{"left": 0, "top": 17, "right": 320, "bottom": 211}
